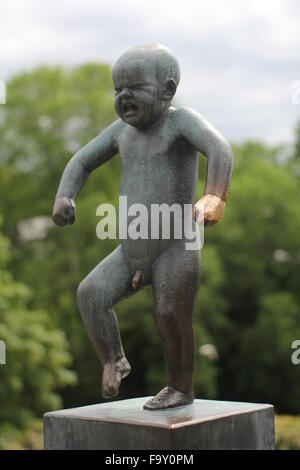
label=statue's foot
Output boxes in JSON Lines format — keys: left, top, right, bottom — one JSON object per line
{"left": 143, "top": 386, "right": 194, "bottom": 410}
{"left": 102, "top": 357, "right": 131, "bottom": 399}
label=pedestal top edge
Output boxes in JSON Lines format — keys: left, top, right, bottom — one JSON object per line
{"left": 44, "top": 397, "right": 274, "bottom": 430}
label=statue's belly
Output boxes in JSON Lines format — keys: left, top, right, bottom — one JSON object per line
{"left": 119, "top": 175, "right": 195, "bottom": 271}
{"left": 118, "top": 149, "right": 198, "bottom": 270}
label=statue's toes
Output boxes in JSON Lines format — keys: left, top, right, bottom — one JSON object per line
{"left": 143, "top": 398, "right": 160, "bottom": 410}
{"left": 102, "top": 381, "right": 119, "bottom": 399}
{"left": 143, "top": 387, "right": 194, "bottom": 410}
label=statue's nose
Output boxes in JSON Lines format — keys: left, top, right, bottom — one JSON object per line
{"left": 119, "top": 88, "right": 132, "bottom": 99}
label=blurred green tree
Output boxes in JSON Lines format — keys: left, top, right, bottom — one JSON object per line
{"left": 0, "top": 218, "right": 76, "bottom": 448}
{"left": 203, "top": 142, "right": 300, "bottom": 412}
{"left": 294, "top": 122, "right": 300, "bottom": 160}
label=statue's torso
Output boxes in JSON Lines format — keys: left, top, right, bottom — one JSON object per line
{"left": 116, "top": 109, "right": 199, "bottom": 271}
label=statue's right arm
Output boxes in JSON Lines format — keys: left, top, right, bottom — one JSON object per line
{"left": 52, "top": 119, "right": 123, "bottom": 226}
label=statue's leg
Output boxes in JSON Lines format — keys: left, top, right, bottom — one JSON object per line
{"left": 77, "top": 245, "right": 135, "bottom": 399}
{"left": 144, "top": 240, "right": 201, "bottom": 410}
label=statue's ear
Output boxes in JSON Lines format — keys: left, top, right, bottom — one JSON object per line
{"left": 164, "top": 78, "right": 177, "bottom": 100}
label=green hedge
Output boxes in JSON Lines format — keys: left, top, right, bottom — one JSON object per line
{"left": 275, "top": 415, "right": 300, "bottom": 450}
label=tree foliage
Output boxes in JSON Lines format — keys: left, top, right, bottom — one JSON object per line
{"left": 0, "top": 219, "right": 76, "bottom": 448}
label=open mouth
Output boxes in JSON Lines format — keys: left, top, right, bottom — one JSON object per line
{"left": 122, "top": 102, "right": 138, "bottom": 116}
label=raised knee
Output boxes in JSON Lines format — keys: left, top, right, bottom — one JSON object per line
{"left": 77, "top": 275, "right": 100, "bottom": 301}
{"left": 77, "top": 278, "right": 91, "bottom": 306}
{"left": 77, "top": 277, "right": 111, "bottom": 310}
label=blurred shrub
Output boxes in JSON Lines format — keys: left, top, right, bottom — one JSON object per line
{"left": 0, "top": 219, "right": 77, "bottom": 449}
{"left": 0, "top": 419, "right": 43, "bottom": 450}
{"left": 275, "top": 415, "right": 300, "bottom": 450}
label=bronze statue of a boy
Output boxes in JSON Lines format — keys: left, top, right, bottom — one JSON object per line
{"left": 53, "top": 44, "right": 233, "bottom": 410}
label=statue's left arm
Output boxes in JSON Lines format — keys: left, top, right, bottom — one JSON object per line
{"left": 176, "top": 107, "right": 233, "bottom": 226}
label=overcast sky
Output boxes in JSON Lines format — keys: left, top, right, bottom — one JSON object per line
{"left": 1, "top": 0, "right": 300, "bottom": 145}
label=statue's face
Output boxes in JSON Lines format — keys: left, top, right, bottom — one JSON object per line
{"left": 113, "top": 58, "right": 166, "bottom": 128}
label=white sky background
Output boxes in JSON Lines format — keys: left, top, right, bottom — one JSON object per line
{"left": 1, "top": 0, "right": 300, "bottom": 145}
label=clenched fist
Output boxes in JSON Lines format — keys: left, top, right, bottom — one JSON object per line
{"left": 193, "top": 194, "right": 225, "bottom": 227}
{"left": 52, "top": 197, "right": 76, "bottom": 226}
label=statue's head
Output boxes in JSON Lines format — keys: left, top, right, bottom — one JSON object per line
{"left": 112, "top": 43, "right": 180, "bottom": 129}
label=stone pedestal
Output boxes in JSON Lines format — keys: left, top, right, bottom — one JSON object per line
{"left": 44, "top": 397, "right": 274, "bottom": 450}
